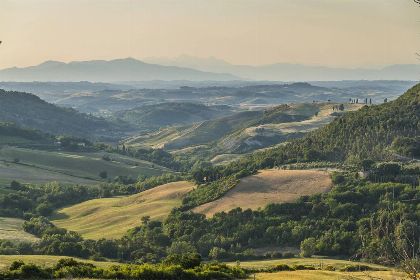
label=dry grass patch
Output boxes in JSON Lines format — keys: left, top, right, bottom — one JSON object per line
{"left": 52, "top": 181, "right": 195, "bottom": 239}
{"left": 0, "top": 217, "right": 39, "bottom": 242}
{"left": 227, "top": 258, "right": 387, "bottom": 270}
{"left": 194, "top": 169, "right": 332, "bottom": 217}
{"left": 252, "top": 270, "right": 405, "bottom": 280}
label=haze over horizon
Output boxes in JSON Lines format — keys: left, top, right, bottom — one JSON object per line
{"left": 1, "top": 0, "right": 419, "bottom": 70}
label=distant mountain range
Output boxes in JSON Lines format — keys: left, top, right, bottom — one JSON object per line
{"left": 145, "top": 55, "right": 420, "bottom": 81}
{"left": 0, "top": 58, "right": 238, "bottom": 82}
{"left": 0, "top": 56, "right": 419, "bottom": 82}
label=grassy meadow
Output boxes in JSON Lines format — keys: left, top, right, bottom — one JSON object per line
{"left": 52, "top": 181, "right": 195, "bottom": 239}
{"left": 0, "top": 146, "right": 169, "bottom": 185}
{"left": 0, "top": 217, "right": 38, "bottom": 242}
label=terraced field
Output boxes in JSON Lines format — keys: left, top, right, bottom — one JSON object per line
{"left": 0, "top": 217, "right": 38, "bottom": 242}
{"left": 194, "top": 169, "right": 332, "bottom": 217}
{"left": 0, "top": 146, "right": 169, "bottom": 185}
{"left": 52, "top": 181, "right": 195, "bottom": 239}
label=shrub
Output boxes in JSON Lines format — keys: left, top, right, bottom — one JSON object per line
{"left": 300, "top": 237, "right": 316, "bottom": 257}
{"left": 272, "top": 264, "right": 295, "bottom": 271}
{"left": 340, "top": 264, "right": 372, "bottom": 272}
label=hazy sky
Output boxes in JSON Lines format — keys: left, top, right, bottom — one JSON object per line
{"left": 0, "top": 0, "right": 419, "bottom": 69}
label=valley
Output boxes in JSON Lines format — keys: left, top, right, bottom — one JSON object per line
{"left": 0, "top": 82, "right": 418, "bottom": 280}
{"left": 1, "top": 1, "right": 419, "bottom": 278}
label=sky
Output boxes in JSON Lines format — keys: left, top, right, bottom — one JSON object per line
{"left": 0, "top": 0, "right": 419, "bottom": 69}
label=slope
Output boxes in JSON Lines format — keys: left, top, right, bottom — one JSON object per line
{"left": 193, "top": 169, "right": 332, "bottom": 217}
{"left": 114, "top": 102, "right": 234, "bottom": 131}
{"left": 0, "top": 89, "right": 129, "bottom": 140}
{"left": 125, "top": 104, "right": 318, "bottom": 150}
{"left": 0, "top": 217, "right": 39, "bottom": 242}
{"left": 0, "top": 122, "right": 54, "bottom": 147}
{"left": 52, "top": 181, "right": 195, "bottom": 239}
{"left": 273, "top": 83, "right": 420, "bottom": 161}
{"left": 0, "top": 146, "right": 168, "bottom": 185}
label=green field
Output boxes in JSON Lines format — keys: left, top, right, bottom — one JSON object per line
{"left": 0, "top": 217, "right": 38, "bottom": 242}
{"left": 0, "top": 146, "right": 169, "bottom": 185}
{"left": 0, "top": 255, "right": 118, "bottom": 269}
{"left": 52, "top": 181, "right": 195, "bottom": 239}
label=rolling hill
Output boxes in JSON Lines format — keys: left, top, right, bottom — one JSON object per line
{"left": 0, "top": 58, "right": 238, "bottom": 82}
{"left": 114, "top": 102, "right": 234, "bottom": 131}
{"left": 0, "top": 122, "right": 54, "bottom": 147}
{"left": 0, "top": 146, "right": 168, "bottom": 186}
{"left": 193, "top": 169, "right": 332, "bottom": 217}
{"left": 125, "top": 104, "right": 316, "bottom": 150}
{"left": 259, "top": 82, "right": 420, "bottom": 162}
{"left": 52, "top": 181, "right": 195, "bottom": 239}
{"left": 0, "top": 89, "right": 130, "bottom": 140}
{"left": 125, "top": 103, "right": 362, "bottom": 162}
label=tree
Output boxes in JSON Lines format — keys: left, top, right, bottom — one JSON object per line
{"left": 359, "top": 208, "right": 419, "bottom": 280}
{"left": 167, "top": 241, "right": 197, "bottom": 255}
{"left": 99, "top": 171, "right": 107, "bottom": 179}
{"left": 141, "top": 215, "right": 150, "bottom": 225}
{"left": 300, "top": 237, "right": 316, "bottom": 257}
{"left": 36, "top": 203, "right": 53, "bottom": 216}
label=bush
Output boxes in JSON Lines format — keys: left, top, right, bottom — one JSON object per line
{"left": 300, "top": 237, "right": 316, "bottom": 257}
{"left": 324, "top": 265, "right": 336, "bottom": 271}
{"left": 292, "top": 264, "right": 316, "bottom": 270}
{"left": 99, "top": 171, "right": 108, "bottom": 179}
{"left": 340, "top": 264, "right": 372, "bottom": 272}
{"left": 282, "top": 252, "right": 295, "bottom": 258}
{"left": 272, "top": 264, "right": 295, "bottom": 271}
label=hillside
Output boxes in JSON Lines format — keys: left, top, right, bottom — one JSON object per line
{"left": 114, "top": 102, "right": 234, "bottom": 131}
{"left": 0, "top": 90, "right": 129, "bottom": 140}
{"left": 52, "top": 181, "right": 195, "bottom": 239}
{"left": 0, "top": 147, "right": 167, "bottom": 186}
{"left": 126, "top": 104, "right": 318, "bottom": 150}
{"left": 0, "top": 122, "right": 53, "bottom": 147}
{"left": 0, "top": 58, "right": 238, "bottom": 82}
{"left": 193, "top": 169, "right": 332, "bottom": 217}
{"left": 286, "top": 83, "right": 419, "bottom": 161}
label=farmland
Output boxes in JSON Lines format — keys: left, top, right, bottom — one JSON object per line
{"left": 0, "top": 146, "right": 169, "bottom": 186}
{"left": 194, "top": 169, "right": 332, "bottom": 217}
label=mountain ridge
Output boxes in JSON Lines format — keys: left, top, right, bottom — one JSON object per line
{"left": 144, "top": 55, "right": 420, "bottom": 81}
{"left": 0, "top": 58, "right": 239, "bottom": 82}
